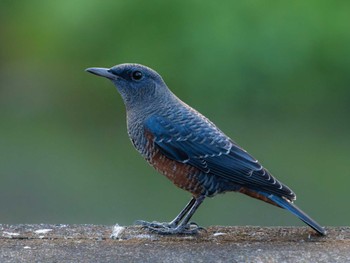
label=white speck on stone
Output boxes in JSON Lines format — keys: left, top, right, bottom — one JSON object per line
{"left": 3, "top": 232, "right": 20, "bottom": 238}
{"left": 110, "top": 224, "right": 125, "bottom": 240}
{"left": 23, "top": 246, "right": 31, "bottom": 249}
{"left": 213, "top": 232, "right": 226, "bottom": 237}
{"left": 34, "top": 229, "right": 53, "bottom": 234}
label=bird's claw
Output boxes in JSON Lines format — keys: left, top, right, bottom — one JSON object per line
{"left": 135, "top": 220, "right": 204, "bottom": 235}
{"left": 149, "top": 223, "right": 204, "bottom": 235}
{"left": 134, "top": 220, "right": 173, "bottom": 229}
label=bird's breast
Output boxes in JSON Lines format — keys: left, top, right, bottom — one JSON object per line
{"left": 141, "top": 129, "right": 205, "bottom": 196}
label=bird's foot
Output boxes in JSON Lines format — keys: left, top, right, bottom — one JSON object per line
{"left": 134, "top": 220, "right": 174, "bottom": 229}
{"left": 135, "top": 220, "right": 204, "bottom": 235}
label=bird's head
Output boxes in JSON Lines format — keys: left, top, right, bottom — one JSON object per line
{"left": 86, "top": 63, "right": 171, "bottom": 109}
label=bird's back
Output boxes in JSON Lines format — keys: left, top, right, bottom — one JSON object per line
{"left": 127, "top": 97, "right": 296, "bottom": 201}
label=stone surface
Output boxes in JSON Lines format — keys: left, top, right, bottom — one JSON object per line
{"left": 0, "top": 224, "right": 349, "bottom": 262}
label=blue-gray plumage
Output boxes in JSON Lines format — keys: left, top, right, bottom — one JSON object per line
{"left": 86, "top": 63, "right": 326, "bottom": 236}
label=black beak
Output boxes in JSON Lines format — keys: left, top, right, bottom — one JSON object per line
{"left": 85, "top": 67, "right": 116, "bottom": 79}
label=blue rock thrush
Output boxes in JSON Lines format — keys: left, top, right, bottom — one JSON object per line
{"left": 86, "top": 63, "right": 326, "bottom": 236}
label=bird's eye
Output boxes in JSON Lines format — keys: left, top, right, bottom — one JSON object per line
{"left": 131, "top": 70, "right": 143, "bottom": 81}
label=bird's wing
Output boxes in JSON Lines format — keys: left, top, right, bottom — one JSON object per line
{"left": 144, "top": 114, "right": 295, "bottom": 200}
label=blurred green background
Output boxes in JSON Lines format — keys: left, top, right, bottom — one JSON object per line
{"left": 1, "top": 1, "right": 349, "bottom": 227}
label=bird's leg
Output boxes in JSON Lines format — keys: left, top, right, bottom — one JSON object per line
{"left": 135, "top": 197, "right": 196, "bottom": 229}
{"left": 138, "top": 196, "right": 206, "bottom": 235}
{"left": 168, "top": 197, "right": 196, "bottom": 227}
{"left": 167, "top": 195, "right": 205, "bottom": 234}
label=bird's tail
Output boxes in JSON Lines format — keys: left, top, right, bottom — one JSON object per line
{"left": 260, "top": 192, "right": 326, "bottom": 236}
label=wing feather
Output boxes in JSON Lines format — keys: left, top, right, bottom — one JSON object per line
{"left": 145, "top": 115, "right": 295, "bottom": 200}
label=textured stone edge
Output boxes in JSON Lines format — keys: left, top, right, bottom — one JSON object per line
{"left": 1, "top": 224, "right": 349, "bottom": 243}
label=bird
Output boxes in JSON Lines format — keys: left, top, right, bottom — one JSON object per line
{"left": 85, "top": 63, "right": 326, "bottom": 236}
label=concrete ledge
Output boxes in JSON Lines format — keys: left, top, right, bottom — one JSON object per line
{"left": 1, "top": 224, "right": 349, "bottom": 262}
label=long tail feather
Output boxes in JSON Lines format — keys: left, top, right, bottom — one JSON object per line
{"left": 261, "top": 192, "right": 326, "bottom": 236}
